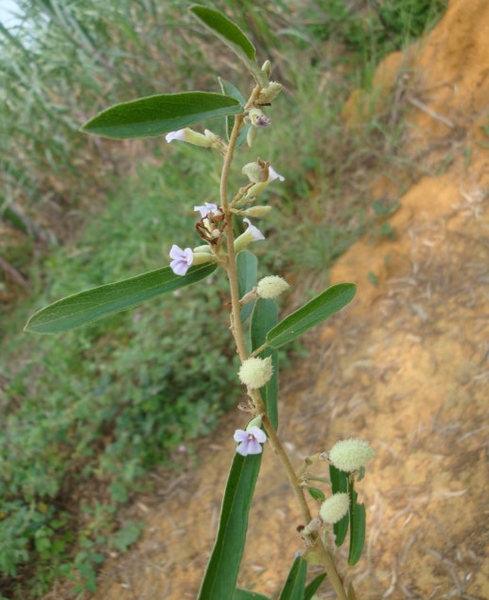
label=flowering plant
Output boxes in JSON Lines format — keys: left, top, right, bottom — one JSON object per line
{"left": 25, "top": 6, "right": 374, "bottom": 599}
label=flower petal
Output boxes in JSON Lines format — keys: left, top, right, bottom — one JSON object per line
{"left": 233, "top": 429, "right": 248, "bottom": 443}
{"left": 245, "top": 439, "right": 263, "bottom": 454}
{"left": 170, "top": 259, "right": 189, "bottom": 276}
{"left": 268, "top": 166, "right": 285, "bottom": 182}
{"left": 165, "top": 129, "right": 187, "bottom": 143}
{"left": 248, "top": 426, "right": 267, "bottom": 444}
{"left": 169, "top": 244, "right": 184, "bottom": 260}
{"left": 194, "top": 202, "right": 218, "bottom": 218}
{"left": 236, "top": 441, "right": 250, "bottom": 456}
{"left": 183, "top": 248, "right": 194, "bottom": 266}
{"left": 243, "top": 218, "right": 265, "bottom": 241}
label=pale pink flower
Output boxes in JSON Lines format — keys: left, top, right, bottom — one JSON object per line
{"left": 233, "top": 426, "right": 267, "bottom": 456}
{"left": 169, "top": 244, "right": 193, "bottom": 276}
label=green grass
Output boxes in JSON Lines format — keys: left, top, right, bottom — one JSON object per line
{"left": 0, "top": 0, "right": 449, "bottom": 596}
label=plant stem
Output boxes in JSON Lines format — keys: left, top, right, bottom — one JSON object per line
{"left": 219, "top": 91, "right": 349, "bottom": 600}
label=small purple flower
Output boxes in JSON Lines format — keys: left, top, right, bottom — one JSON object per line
{"left": 169, "top": 244, "right": 193, "bottom": 276}
{"left": 243, "top": 218, "right": 265, "bottom": 241}
{"left": 233, "top": 426, "right": 267, "bottom": 456}
{"left": 194, "top": 202, "right": 218, "bottom": 218}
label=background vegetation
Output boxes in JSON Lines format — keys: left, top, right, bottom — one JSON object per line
{"left": 0, "top": 0, "right": 447, "bottom": 597}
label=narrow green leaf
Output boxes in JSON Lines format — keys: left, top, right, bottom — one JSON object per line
{"left": 329, "top": 465, "right": 349, "bottom": 547}
{"left": 25, "top": 263, "right": 216, "bottom": 334}
{"left": 190, "top": 5, "right": 265, "bottom": 84}
{"left": 278, "top": 556, "right": 307, "bottom": 600}
{"left": 218, "top": 77, "right": 246, "bottom": 142}
{"left": 267, "top": 283, "right": 356, "bottom": 349}
{"left": 251, "top": 298, "right": 278, "bottom": 430}
{"left": 198, "top": 453, "right": 262, "bottom": 600}
{"left": 304, "top": 573, "right": 327, "bottom": 600}
{"left": 308, "top": 487, "right": 325, "bottom": 503}
{"left": 234, "top": 590, "right": 271, "bottom": 600}
{"left": 237, "top": 250, "right": 257, "bottom": 322}
{"left": 81, "top": 92, "right": 241, "bottom": 139}
{"left": 191, "top": 6, "right": 253, "bottom": 62}
{"left": 348, "top": 485, "right": 366, "bottom": 566}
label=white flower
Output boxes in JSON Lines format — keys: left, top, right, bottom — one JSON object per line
{"left": 328, "top": 439, "right": 376, "bottom": 473}
{"left": 268, "top": 166, "right": 285, "bottom": 182}
{"left": 319, "top": 493, "right": 349, "bottom": 524}
{"left": 194, "top": 203, "right": 218, "bottom": 218}
{"left": 165, "top": 129, "right": 187, "bottom": 143}
{"left": 243, "top": 218, "right": 265, "bottom": 241}
{"left": 165, "top": 128, "right": 215, "bottom": 147}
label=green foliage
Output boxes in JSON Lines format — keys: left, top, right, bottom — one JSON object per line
{"left": 26, "top": 263, "right": 217, "bottom": 333}
{"left": 267, "top": 283, "right": 356, "bottom": 349}
{"left": 278, "top": 556, "right": 307, "bottom": 600}
{"left": 82, "top": 92, "right": 241, "bottom": 139}
{"left": 198, "top": 453, "right": 262, "bottom": 600}
{"left": 1, "top": 163, "right": 240, "bottom": 597}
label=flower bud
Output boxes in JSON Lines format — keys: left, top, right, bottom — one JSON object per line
{"left": 242, "top": 161, "right": 269, "bottom": 183}
{"left": 192, "top": 252, "right": 215, "bottom": 266}
{"left": 165, "top": 128, "right": 213, "bottom": 147}
{"left": 319, "top": 493, "right": 349, "bottom": 524}
{"left": 193, "top": 244, "right": 212, "bottom": 254}
{"left": 248, "top": 108, "right": 271, "bottom": 128}
{"left": 328, "top": 439, "right": 376, "bottom": 473}
{"left": 247, "top": 126, "right": 257, "bottom": 148}
{"left": 246, "top": 415, "right": 263, "bottom": 430}
{"left": 238, "top": 356, "right": 273, "bottom": 389}
{"left": 257, "top": 275, "right": 290, "bottom": 299}
{"left": 234, "top": 218, "right": 265, "bottom": 253}
{"left": 261, "top": 59, "right": 272, "bottom": 77}
{"left": 243, "top": 205, "right": 272, "bottom": 218}
{"left": 257, "top": 81, "right": 283, "bottom": 104}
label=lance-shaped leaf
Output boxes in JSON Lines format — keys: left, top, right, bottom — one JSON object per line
{"left": 348, "top": 485, "right": 366, "bottom": 566}
{"left": 266, "top": 283, "right": 356, "bottom": 349}
{"left": 81, "top": 92, "right": 241, "bottom": 139}
{"left": 251, "top": 298, "right": 278, "bottom": 430}
{"left": 218, "top": 77, "right": 249, "bottom": 146}
{"left": 190, "top": 6, "right": 265, "bottom": 84}
{"left": 304, "top": 573, "right": 327, "bottom": 600}
{"left": 329, "top": 464, "right": 349, "bottom": 547}
{"left": 198, "top": 453, "right": 262, "bottom": 600}
{"left": 278, "top": 556, "right": 307, "bottom": 600}
{"left": 25, "top": 263, "right": 216, "bottom": 334}
{"left": 237, "top": 250, "right": 257, "bottom": 322}
{"left": 234, "top": 590, "right": 271, "bottom": 600}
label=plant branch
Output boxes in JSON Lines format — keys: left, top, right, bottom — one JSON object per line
{"left": 219, "top": 86, "right": 349, "bottom": 600}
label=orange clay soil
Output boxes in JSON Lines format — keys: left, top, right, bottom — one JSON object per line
{"left": 45, "top": 1, "right": 489, "bottom": 598}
